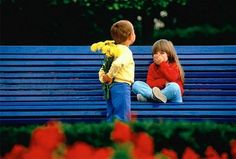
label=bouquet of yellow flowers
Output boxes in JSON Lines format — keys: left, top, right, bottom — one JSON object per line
{"left": 90, "top": 40, "right": 121, "bottom": 100}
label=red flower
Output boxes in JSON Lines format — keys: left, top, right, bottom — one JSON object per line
{"left": 93, "top": 147, "right": 114, "bottom": 159}
{"left": 182, "top": 147, "right": 200, "bottom": 159}
{"left": 30, "top": 121, "right": 65, "bottom": 152}
{"left": 221, "top": 152, "right": 228, "bottom": 159}
{"left": 230, "top": 139, "right": 236, "bottom": 159}
{"left": 161, "top": 148, "right": 178, "bottom": 159}
{"left": 132, "top": 132, "right": 154, "bottom": 159}
{"left": 22, "top": 147, "right": 52, "bottom": 159}
{"left": 65, "top": 142, "right": 94, "bottom": 159}
{"left": 111, "top": 120, "right": 132, "bottom": 143}
{"left": 205, "top": 146, "right": 221, "bottom": 159}
{"left": 3, "top": 145, "right": 27, "bottom": 159}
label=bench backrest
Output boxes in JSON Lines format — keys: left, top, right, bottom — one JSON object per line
{"left": 0, "top": 45, "right": 236, "bottom": 122}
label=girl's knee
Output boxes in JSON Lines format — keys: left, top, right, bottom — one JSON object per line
{"left": 132, "top": 81, "right": 143, "bottom": 92}
{"left": 167, "top": 82, "right": 180, "bottom": 92}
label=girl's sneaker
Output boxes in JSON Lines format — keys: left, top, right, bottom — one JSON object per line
{"left": 152, "top": 87, "right": 167, "bottom": 103}
{"left": 137, "top": 94, "right": 148, "bottom": 102}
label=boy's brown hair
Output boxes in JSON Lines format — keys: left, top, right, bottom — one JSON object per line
{"left": 110, "top": 20, "right": 133, "bottom": 44}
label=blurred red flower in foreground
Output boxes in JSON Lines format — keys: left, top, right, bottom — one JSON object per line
{"left": 65, "top": 141, "right": 113, "bottom": 159}
{"left": 30, "top": 121, "right": 65, "bottom": 152}
{"left": 2, "top": 120, "right": 236, "bottom": 159}
{"left": 231, "top": 139, "right": 236, "bottom": 159}
{"left": 182, "top": 147, "right": 200, "bottom": 159}
{"left": 110, "top": 120, "right": 132, "bottom": 143}
{"left": 132, "top": 132, "right": 154, "bottom": 159}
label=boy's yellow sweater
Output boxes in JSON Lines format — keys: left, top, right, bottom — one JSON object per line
{"left": 99, "top": 44, "right": 135, "bottom": 85}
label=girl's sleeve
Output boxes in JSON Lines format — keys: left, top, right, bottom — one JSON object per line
{"left": 146, "top": 64, "right": 167, "bottom": 89}
{"left": 159, "top": 62, "right": 180, "bottom": 81}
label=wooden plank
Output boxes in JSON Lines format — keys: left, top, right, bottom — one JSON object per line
{"left": 1, "top": 104, "right": 236, "bottom": 111}
{"left": 1, "top": 72, "right": 235, "bottom": 78}
{"left": 1, "top": 54, "right": 236, "bottom": 59}
{"left": 0, "top": 66, "right": 235, "bottom": 72}
{"left": 1, "top": 59, "right": 236, "bottom": 66}
{"left": 1, "top": 45, "right": 236, "bottom": 54}
{"left": 1, "top": 95, "right": 236, "bottom": 102}
{"left": 1, "top": 90, "right": 236, "bottom": 96}
{"left": 1, "top": 78, "right": 236, "bottom": 84}
{"left": 1, "top": 101, "right": 235, "bottom": 106}
{"left": 0, "top": 110, "right": 235, "bottom": 117}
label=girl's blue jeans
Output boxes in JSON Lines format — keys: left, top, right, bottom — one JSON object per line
{"left": 107, "top": 82, "right": 131, "bottom": 122}
{"left": 132, "top": 81, "right": 183, "bottom": 103}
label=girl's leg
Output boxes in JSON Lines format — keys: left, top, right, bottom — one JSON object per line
{"left": 161, "top": 82, "right": 182, "bottom": 102}
{"left": 110, "top": 82, "right": 131, "bottom": 122}
{"left": 132, "top": 81, "right": 153, "bottom": 99}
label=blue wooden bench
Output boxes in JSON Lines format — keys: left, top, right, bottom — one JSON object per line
{"left": 0, "top": 45, "right": 236, "bottom": 124}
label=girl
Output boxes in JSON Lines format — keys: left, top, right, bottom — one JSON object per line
{"left": 132, "top": 39, "right": 184, "bottom": 103}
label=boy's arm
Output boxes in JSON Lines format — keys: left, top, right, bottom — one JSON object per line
{"left": 99, "top": 68, "right": 113, "bottom": 84}
{"left": 98, "top": 68, "right": 105, "bottom": 83}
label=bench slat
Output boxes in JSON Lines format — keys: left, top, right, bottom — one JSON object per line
{"left": 1, "top": 59, "right": 236, "bottom": 65}
{"left": 1, "top": 45, "right": 236, "bottom": 54}
{"left": 1, "top": 101, "right": 235, "bottom": 106}
{"left": 1, "top": 72, "right": 236, "bottom": 78}
{"left": 1, "top": 95, "right": 236, "bottom": 102}
{"left": 1, "top": 110, "right": 235, "bottom": 117}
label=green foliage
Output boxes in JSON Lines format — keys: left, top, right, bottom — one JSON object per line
{"left": 154, "top": 24, "right": 236, "bottom": 44}
{"left": 63, "top": 121, "right": 113, "bottom": 147}
{"left": 1, "top": 0, "right": 235, "bottom": 45}
{"left": 0, "top": 124, "right": 38, "bottom": 155}
{"left": 112, "top": 143, "right": 133, "bottom": 159}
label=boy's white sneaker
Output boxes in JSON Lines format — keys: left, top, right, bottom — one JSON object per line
{"left": 137, "top": 94, "right": 148, "bottom": 102}
{"left": 152, "top": 87, "right": 167, "bottom": 103}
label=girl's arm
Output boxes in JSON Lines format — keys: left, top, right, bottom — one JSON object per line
{"left": 146, "top": 64, "right": 167, "bottom": 89}
{"left": 159, "top": 62, "right": 180, "bottom": 82}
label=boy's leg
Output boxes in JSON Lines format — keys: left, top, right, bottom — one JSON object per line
{"left": 110, "top": 82, "right": 131, "bottom": 122}
{"left": 161, "top": 82, "right": 182, "bottom": 102}
{"left": 132, "top": 81, "right": 153, "bottom": 99}
{"left": 106, "top": 99, "right": 114, "bottom": 122}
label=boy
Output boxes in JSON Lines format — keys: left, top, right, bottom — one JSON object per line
{"left": 99, "top": 20, "right": 136, "bottom": 122}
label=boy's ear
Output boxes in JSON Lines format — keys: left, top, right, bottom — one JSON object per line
{"left": 127, "top": 34, "right": 132, "bottom": 40}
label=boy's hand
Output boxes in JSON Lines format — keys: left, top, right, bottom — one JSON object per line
{"left": 103, "top": 74, "right": 113, "bottom": 84}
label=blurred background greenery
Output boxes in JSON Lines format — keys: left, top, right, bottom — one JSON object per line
{"left": 0, "top": 0, "right": 236, "bottom": 45}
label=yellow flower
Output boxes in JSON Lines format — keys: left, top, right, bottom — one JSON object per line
{"left": 96, "top": 42, "right": 105, "bottom": 50}
{"left": 90, "top": 43, "right": 97, "bottom": 52}
{"left": 91, "top": 40, "right": 120, "bottom": 58}
{"left": 104, "top": 40, "right": 115, "bottom": 45}
{"left": 101, "top": 45, "right": 110, "bottom": 56}
{"left": 110, "top": 45, "right": 121, "bottom": 58}
{"left": 90, "top": 40, "right": 121, "bottom": 100}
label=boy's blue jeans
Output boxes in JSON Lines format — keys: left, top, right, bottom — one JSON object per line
{"left": 107, "top": 82, "right": 131, "bottom": 122}
{"left": 132, "top": 81, "right": 183, "bottom": 103}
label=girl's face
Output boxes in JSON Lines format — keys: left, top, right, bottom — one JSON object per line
{"left": 153, "top": 51, "right": 168, "bottom": 62}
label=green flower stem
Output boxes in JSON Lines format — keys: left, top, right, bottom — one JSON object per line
{"left": 102, "top": 57, "right": 114, "bottom": 100}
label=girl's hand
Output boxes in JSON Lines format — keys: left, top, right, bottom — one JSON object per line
{"left": 153, "top": 54, "right": 164, "bottom": 65}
